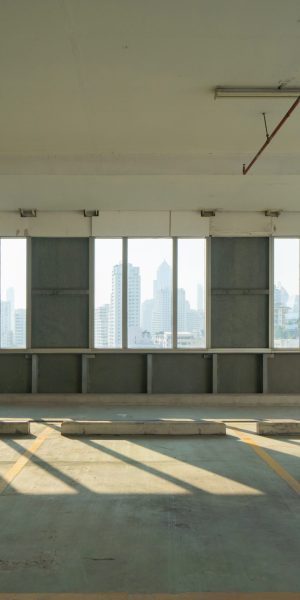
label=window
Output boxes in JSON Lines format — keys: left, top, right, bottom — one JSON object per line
{"left": 94, "top": 237, "right": 206, "bottom": 350}
{"left": 274, "top": 238, "right": 300, "bottom": 348}
{"left": 128, "top": 239, "right": 173, "bottom": 348}
{"left": 94, "top": 239, "right": 122, "bottom": 348}
{"left": 0, "top": 238, "right": 27, "bottom": 348}
{"left": 177, "top": 239, "right": 206, "bottom": 348}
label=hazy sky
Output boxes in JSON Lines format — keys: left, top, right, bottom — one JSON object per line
{"left": 94, "top": 238, "right": 206, "bottom": 308}
{"left": 128, "top": 238, "right": 172, "bottom": 303}
{"left": 0, "top": 239, "right": 27, "bottom": 308}
{"left": 178, "top": 239, "right": 206, "bottom": 309}
{"left": 94, "top": 238, "right": 122, "bottom": 306}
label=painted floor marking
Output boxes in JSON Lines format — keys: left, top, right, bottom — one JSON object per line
{"left": 228, "top": 427, "right": 300, "bottom": 496}
{"left": 0, "top": 426, "right": 52, "bottom": 495}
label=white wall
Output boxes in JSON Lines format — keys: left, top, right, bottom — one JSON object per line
{"left": 0, "top": 210, "right": 300, "bottom": 237}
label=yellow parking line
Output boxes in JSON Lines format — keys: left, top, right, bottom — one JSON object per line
{"left": 0, "top": 426, "right": 52, "bottom": 495}
{"left": 229, "top": 427, "right": 300, "bottom": 496}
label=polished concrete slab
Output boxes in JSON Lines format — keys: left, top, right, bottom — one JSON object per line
{"left": 0, "top": 401, "right": 300, "bottom": 422}
{"left": 0, "top": 419, "right": 299, "bottom": 594}
{"left": 61, "top": 419, "right": 226, "bottom": 436}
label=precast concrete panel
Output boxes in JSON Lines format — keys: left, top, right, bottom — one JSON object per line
{"left": 31, "top": 238, "right": 89, "bottom": 348}
{"left": 37, "top": 354, "right": 82, "bottom": 393}
{"left": 268, "top": 354, "right": 300, "bottom": 393}
{"left": 31, "top": 238, "right": 89, "bottom": 289}
{"left": 152, "top": 354, "right": 212, "bottom": 393}
{"left": 211, "top": 237, "right": 269, "bottom": 289}
{"left": 89, "top": 354, "right": 147, "bottom": 393}
{"left": 32, "top": 295, "right": 89, "bottom": 348}
{"left": 212, "top": 295, "right": 268, "bottom": 348}
{"left": 218, "top": 354, "right": 262, "bottom": 393}
{"left": 211, "top": 238, "right": 269, "bottom": 348}
{"left": 0, "top": 355, "right": 31, "bottom": 393}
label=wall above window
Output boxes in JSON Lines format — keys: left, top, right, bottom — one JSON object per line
{"left": 2, "top": 209, "right": 300, "bottom": 238}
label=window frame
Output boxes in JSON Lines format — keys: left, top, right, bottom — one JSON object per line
{"left": 271, "top": 236, "right": 300, "bottom": 351}
{"left": 93, "top": 236, "right": 209, "bottom": 352}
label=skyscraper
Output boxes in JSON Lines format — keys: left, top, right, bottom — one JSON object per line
{"left": 141, "top": 299, "right": 154, "bottom": 333}
{"left": 177, "top": 288, "right": 190, "bottom": 332}
{"left": 6, "top": 288, "right": 15, "bottom": 339}
{"left": 108, "top": 264, "right": 122, "bottom": 347}
{"left": 152, "top": 260, "right": 172, "bottom": 339}
{"left": 107, "top": 262, "right": 141, "bottom": 347}
{"left": 197, "top": 284, "right": 204, "bottom": 312}
{"left": 128, "top": 263, "right": 141, "bottom": 346}
{"left": 95, "top": 304, "right": 109, "bottom": 347}
{"left": 15, "top": 309, "right": 26, "bottom": 347}
{"left": 1, "top": 301, "right": 12, "bottom": 347}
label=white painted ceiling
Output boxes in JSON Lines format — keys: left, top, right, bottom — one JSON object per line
{"left": 0, "top": 0, "right": 300, "bottom": 211}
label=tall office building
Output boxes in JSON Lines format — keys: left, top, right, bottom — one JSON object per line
{"left": 197, "top": 284, "right": 204, "bottom": 312}
{"left": 152, "top": 261, "right": 172, "bottom": 338}
{"left": 1, "top": 301, "right": 12, "bottom": 347}
{"left": 127, "top": 263, "right": 141, "bottom": 346}
{"left": 141, "top": 299, "right": 154, "bottom": 333}
{"left": 96, "top": 263, "right": 141, "bottom": 347}
{"left": 108, "top": 264, "right": 122, "bottom": 347}
{"left": 15, "top": 309, "right": 26, "bottom": 347}
{"left": 95, "top": 304, "right": 109, "bottom": 347}
{"left": 274, "top": 283, "right": 289, "bottom": 308}
{"left": 178, "top": 288, "right": 190, "bottom": 332}
{"left": 6, "top": 288, "right": 15, "bottom": 339}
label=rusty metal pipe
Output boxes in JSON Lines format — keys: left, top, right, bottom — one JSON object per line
{"left": 243, "top": 96, "right": 300, "bottom": 174}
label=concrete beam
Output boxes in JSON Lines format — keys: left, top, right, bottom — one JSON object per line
{"left": 61, "top": 419, "right": 226, "bottom": 436}
{"left": 257, "top": 420, "right": 300, "bottom": 435}
{"left": 0, "top": 420, "right": 30, "bottom": 435}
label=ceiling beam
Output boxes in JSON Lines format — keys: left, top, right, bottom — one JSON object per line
{"left": 215, "top": 87, "right": 300, "bottom": 98}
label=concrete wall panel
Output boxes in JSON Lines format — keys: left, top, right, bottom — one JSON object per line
{"left": 32, "top": 238, "right": 89, "bottom": 290}
{"left": 38, "top": 354, "right": 81, "bottom": 393}
{"left": 212, "top": 295, "right": 268, "bottom": 348}
{"left": 32, "top": 295, "right": 89, "bottom": 348}
{"left": 31, "top": 238, "right": 89, "bottom": 347}
{"left": 211, "top": 238, "right": 269, "bottom": 348}
{"left": 218, "top": 354, "right": 262, "bottom": 393}
{"left": 152, "top": 354, "right": 212, "bottom": 393}
{"left": 0, "top": 355, "right": 31, "bottom": 393}
{"left": 89, "top": 354, "right": 147, "bottom": 393}
{"left": 211, "top": 237, "right": 269, "bottom": 289}
{"left": 268, "top": 354, "right": 300, "bottom": 393}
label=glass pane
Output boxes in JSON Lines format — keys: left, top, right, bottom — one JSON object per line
{"left": 1, "top": 239, "right": 27, "bottom": 348}
{"left": 94, "top": 239, "right": 122, "bottom": 348}
{"left": 177, "top": 239, "right": 206, "bottom": 348}
{"left": 128, "top": 239, "right": 173, "bottom": 348}
{"left": 274, "top": 238, "right": 300, "bottom": 348}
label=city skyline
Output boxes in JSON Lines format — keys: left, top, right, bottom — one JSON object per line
{"left": 95, "top": 258, "right": 205, "bottom": 349}
{"left": 0, "top": 239, "right": 27, "bottom": 348}
{"left": 274, "top": 280, "right": 299, "bottom": 348}
{"left": 0, "top": 287, "right": 26, "bottom": 348}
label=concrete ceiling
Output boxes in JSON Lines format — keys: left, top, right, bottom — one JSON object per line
{"left": 0, "top": 0, "right": 300, "bottom": 211}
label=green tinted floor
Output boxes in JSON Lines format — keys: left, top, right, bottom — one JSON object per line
{"left": 0, "top": 421, "right": 299, "bottom": 596}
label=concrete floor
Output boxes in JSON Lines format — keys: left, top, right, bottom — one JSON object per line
{"left": 0, "top": 407, "right": 299, "bottom": 596}
{"left": 1, "top": 402, "right": 300, "bottom": 421}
